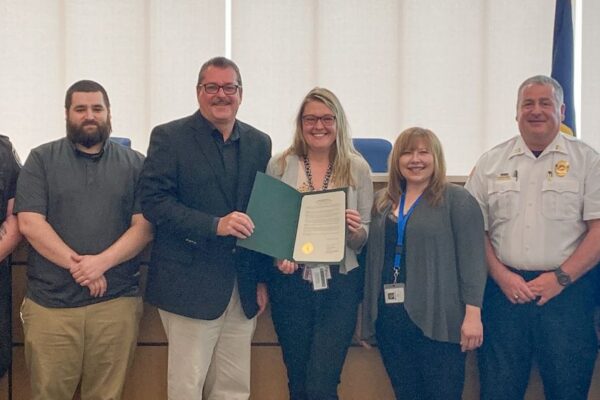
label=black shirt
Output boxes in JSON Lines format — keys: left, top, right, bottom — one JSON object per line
{"left": 0, "top": 135, "right": 20, "bottom": 229}
{"left": 382, "top": 214, "right": 406, "bottom": 285}
{"left": 210, "top": 125, "right": 240, "bottom": 206}
{"left": 0, "top": 135, "right": 19, "bottom": 377}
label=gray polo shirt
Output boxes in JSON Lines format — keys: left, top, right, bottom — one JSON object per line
{"left": 15, "top": 138, "right": 145, "bottom": 307}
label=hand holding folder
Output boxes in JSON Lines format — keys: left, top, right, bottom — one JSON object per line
{"left": 237, "top": 172, "right": 347, "bottom": 264}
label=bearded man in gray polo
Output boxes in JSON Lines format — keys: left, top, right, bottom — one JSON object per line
{"left": 15, "top": 80, "right": 153, "bottom": 400}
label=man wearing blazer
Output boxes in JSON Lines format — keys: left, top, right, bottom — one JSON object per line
{"left": 139, "top": 57, "right": 271, "bottom": 400}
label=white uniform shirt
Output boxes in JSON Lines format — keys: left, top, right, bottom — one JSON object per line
{"left": 465, "top": 133, "right": 600, "bottom": 270}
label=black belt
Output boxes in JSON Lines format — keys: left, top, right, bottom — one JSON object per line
{"left": 505, "top": 265, "right": 552, "bottom": 281}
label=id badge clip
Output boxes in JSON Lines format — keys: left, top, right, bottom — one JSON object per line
{"left": 309, "top": 264, "right": 330, "bottom": 291}
{"left": 384, "top": 269, "right": 404, "bottom": 304}
{"left": 383, "top": 283, "right": 405, "bottom": 304}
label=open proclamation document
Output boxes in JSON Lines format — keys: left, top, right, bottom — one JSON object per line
{"left": 237, "top": 172, "right": 346, "bottom": 264}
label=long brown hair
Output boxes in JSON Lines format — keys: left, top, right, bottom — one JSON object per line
{"left": 376, "top": 127, "right": 447, "bottom": 212}
{"left": 278, "top": 87, "right": 360, "bottom": 188}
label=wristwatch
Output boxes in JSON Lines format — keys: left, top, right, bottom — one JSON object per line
{"left": 554, "top": 267, "right": 572, "bottom": 287}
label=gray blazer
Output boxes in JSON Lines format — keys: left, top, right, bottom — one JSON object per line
{"left": 266, "top": 153, "right": 373, "bottom": 273}
{"left": 361, "top": 184, "right": 487, "bottom": 343}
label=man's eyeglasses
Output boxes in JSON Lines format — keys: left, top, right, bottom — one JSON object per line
{"left": 301, "top": 115, "right": 336, "bottom": 127}
{"left": 199, "top": 83, "right": 241, "bottom": 95}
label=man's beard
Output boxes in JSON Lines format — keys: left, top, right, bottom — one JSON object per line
{"left": 66, "top": 119, "right": 111, "bottom": 149}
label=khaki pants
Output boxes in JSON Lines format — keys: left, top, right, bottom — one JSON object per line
{"left": 21, "top": 296, "right": 143, "bottom": 400}
{"left": 159, "top": 283, "right": 257, "bottom": 400}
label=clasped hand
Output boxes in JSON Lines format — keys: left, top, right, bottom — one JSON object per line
{"left": 69, "top": 254, "right": 109, "bottom": 297}
{"left": 497, "top": 269, "right": 563, "bottom": 306}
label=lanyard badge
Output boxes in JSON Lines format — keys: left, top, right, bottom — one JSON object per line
{"left": 302, "top": 263, "right": 332, "bottom": 291}
{"left": 310, "top": 264, "right": 331, "bottom": 291}
{"left": 383, "top": 283, "right": 405, "bottom": 303}
{"left": 384, "top": 193, "right": 420, "bottom": 304}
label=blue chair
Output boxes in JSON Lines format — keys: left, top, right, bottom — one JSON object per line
{"left": 353, "top": 138, "right": 392, "bottom": 173}
{"left": 110, "top": 137, "right": 132, "bottom": 148}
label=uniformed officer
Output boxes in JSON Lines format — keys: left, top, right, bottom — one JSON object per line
{"left": 0, "top": 134, "right": 22, "bottom": 379}
{"left": 465, "top": 75, "right": 600, "bottom": 400}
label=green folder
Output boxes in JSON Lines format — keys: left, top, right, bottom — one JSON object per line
{"left": 237, "top": 172, "right": 346, "bottom": 263}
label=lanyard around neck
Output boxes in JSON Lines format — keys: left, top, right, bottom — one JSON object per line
{"left": 393, "top": 192, "right": 421, "bottom": 279}
{"left": 303, "top": 156, "right": 333, "bottom": 191}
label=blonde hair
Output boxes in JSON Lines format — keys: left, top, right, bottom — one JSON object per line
{"left": 376, "top": 127, "right": 447, "bottom": 212}
{"left": 278, "top": 87, "right": 360, "bottom": 188}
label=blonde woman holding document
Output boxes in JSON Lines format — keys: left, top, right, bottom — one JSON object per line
{"left": 266, "top": 87, "right": 373, "bottom": 400}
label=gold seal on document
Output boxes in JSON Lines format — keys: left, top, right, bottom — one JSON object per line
{"left": 302, "top": 242, "right": 314, "bottom": 255}
{"left": 555, "top": 160, "right": 570, "bottom": 177}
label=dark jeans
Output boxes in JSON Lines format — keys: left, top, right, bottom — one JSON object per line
{"left": 376, "top": 302, "right": 465, "bottom": 400}
{"left": 269, "top": 266, "right": 362, "bottom": 400}
{"left": 478, "top": 273, "right": 598, "bottom": 400}
{"left": 0, "top": 260, "right": 11, "bottom": 378}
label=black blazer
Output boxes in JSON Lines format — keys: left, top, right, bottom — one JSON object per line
{"left": 139, "top": 111, "right": 272, "bottom": 320}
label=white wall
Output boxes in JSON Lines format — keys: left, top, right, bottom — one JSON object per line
{"left": 581, "top": 0, "right": 600, "bottom": 151}
{"left": 0, "top": 0, "right": 596, "bottom": 175}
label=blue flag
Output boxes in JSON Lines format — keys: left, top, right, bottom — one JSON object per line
{"left": 551, "top": 0, "right": 575, "bottom": 136}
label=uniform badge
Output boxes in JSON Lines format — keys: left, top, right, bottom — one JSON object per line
{"left": 554, "top": 160, "right": 569, "bottom": 177}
